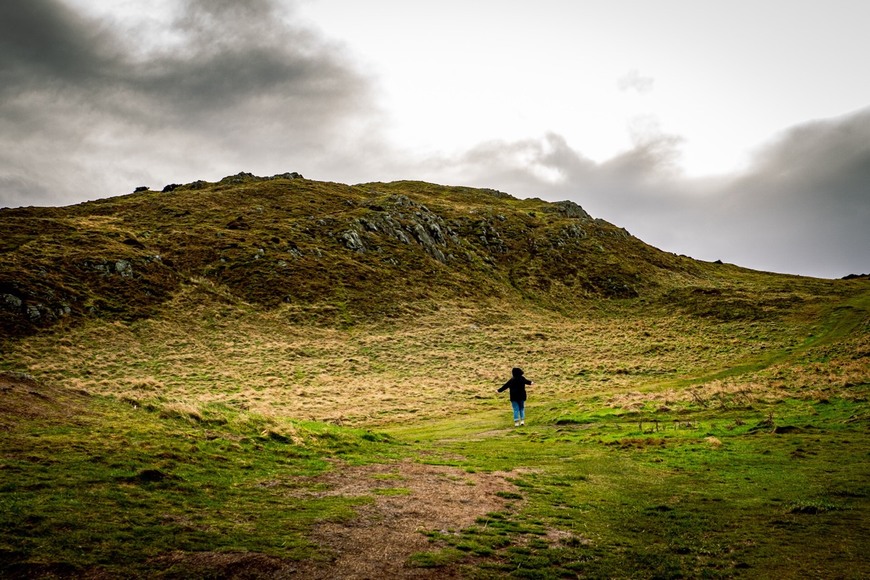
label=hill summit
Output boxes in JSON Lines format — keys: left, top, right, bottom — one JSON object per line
{"left": 0, "top": 173, "right": 806, "bottom": 337}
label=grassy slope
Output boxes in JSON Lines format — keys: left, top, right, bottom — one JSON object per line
{"left": 1, "top": 178, "right": 868, "bottom": 577}
{"left": 389, "top": 291, "right": 869, "bottom": 577}
{"left": 0, "top": 176, "right": 718, "bottom": 336}
{"left": 0, "top": 372, "right": 402, "bottom": 577}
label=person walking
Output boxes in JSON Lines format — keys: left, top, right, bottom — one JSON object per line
{"left": 498, "top": 367, "right": 533, "bottom": 426}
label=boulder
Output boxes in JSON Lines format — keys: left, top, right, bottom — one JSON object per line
{"left": 271, "top": 172, "right": 304, "bottom": 180}
{"left": 546, "top": 200, "right": 592, "bottom": 220}
{"left": 339, "top": 230, "right": 366, "bottom": 252}
{"left": 2, "top": 293, "right": 23, "bottom": 310}
{"left": 115, "top": 260, "right": 133, "bottom": 277}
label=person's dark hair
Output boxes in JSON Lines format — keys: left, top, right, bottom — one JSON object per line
{"left": 512, "top": 367, "right": 524, "bottom": 377}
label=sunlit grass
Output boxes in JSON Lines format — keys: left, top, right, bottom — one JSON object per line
{"left": 6, "top": 279, "right": 857, "bottom": 429}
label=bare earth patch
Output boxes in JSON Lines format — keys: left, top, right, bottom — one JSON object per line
{"left": 292, "top": 460, "right": 519, "bottom": 578}
{"left": 148, "top": 460, "right": 519, "bottom": 578}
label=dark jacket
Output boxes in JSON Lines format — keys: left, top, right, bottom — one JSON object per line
{"left": 498, "top": 367, "right": 532, "bottom": 402}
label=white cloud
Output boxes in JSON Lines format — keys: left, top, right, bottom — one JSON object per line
{"left": 617, "top": 70, "right": 655, "bottom": 95}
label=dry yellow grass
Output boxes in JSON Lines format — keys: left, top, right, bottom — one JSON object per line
{"left": 6, "top": 276, "right": 858, "bottom": 427}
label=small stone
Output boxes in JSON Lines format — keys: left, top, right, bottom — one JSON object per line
{"left": 115, "top": 260, "right": 133, "bottom": 277}
{"left": 2, "top": 293, "right": 23, "bottom": 309}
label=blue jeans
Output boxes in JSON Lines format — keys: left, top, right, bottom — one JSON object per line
{"left": 511, "top": 400, "right": 525, "bottom": 422}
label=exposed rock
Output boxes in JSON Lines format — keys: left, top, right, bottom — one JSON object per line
{"left": 2, "top": 293, "right": 23, "bottom": 310}
{"left": 360, "top": 196, "right": 460, "bottom": 262}
{"left": 122, "top": 468, "right": 177, "bottom": 484}
{"left": 546, "top": 200, "right": 592, "bottom": 220}
{"left": 220, "top": 172, "right": 262, "bottom": 185}
{"left": 271, "top": 172, "right": 304, "bottom": 180}
{"left": 26, "top": 304, "right": 42, "bottom": 320}
{"left": 115, "top": 260, "right": 133, "bottom": 277}
{"left": 134, "top": 186, "right": 149, "bottom": 193}
{"left": 359, "top": 217, "right": 379, "bottom": 233}
{"left": 80, "top": 259, "right": 134, "bottom": 278}
{"left": 387, "top": 194, "right": 415, "bottom": 208}
{"left": 473, "top": 220, "right": 507, "bottom": 254}
{"left": 162, "top": 183, "right": 181, "bottom": 193}
{"left": 552, "top": 223, "right": 587, "bottom": 247}
{"left": 339, "top": 230, "right": 366, "bottom": 253}
{"left": 358, "top": 215, "right": 410, "bottom": 244}
{"left": 409, "top": 223, "right": 446, "bottom": 263}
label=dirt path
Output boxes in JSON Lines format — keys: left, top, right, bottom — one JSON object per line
{"left": 292, "top": 460, "right": 518, "bottom": 578}
{"left": 151, "top": 460, "right": 519, "bottom": 579}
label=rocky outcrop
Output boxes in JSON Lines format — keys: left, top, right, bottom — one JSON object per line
{"left": 337, "top": 194, "right": 459, "bottom": 263}
{"left": 271, "top": 172, "right": 304, "bottom": 180}
{"left": 162, "top": 172, "right": 304, "bottom": 193}
{"left": 1, "top": 289, "right": 73, "bottom": 328}
{"left": 545, "top": 200, "right": 592, "bottom": 220}
{"left": 83, "top": 259, "right": 134, "bottom": 278}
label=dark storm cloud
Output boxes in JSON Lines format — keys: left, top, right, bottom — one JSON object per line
{"left": 711, "top": 107, "right": 870, "bottom": 276}
{"left": 0, "top": 0, "right": 113, "bottom": 86}
{"left": 440, "top": 108, "right": 870, "bottom": 278}
{"left": 136, "top": 0, "right": 362, "bottom": 122}
{"left": 0, "top": 0, "right": 378, "bottom": 207}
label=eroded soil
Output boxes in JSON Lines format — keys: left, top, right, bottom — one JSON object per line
{"left": 151, "top": 460, "right": 519, "bottom": 579}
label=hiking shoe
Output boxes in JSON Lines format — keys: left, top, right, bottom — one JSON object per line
{"left": 514, "top": 421, "right": 519, "bottom": 427}
{"left": 520, "top": 421, "right": 525, "bottom": 426}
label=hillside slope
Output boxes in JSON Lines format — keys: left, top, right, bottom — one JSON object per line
{"left": 0, "top": 173, "right": 847, "bottom": 339}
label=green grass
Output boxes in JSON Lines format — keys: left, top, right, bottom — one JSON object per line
{"left": 389, "top": 394, "right": 869, "bottom": 578}
{"left": 0, "top": 394, "right": 404, "bottom": 576}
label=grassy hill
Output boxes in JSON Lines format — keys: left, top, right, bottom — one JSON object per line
{"left": 1, "top": 172, "right": 813, "bottom": 336}
{"left": 1, "top": 175, "right": 868, "bottom": 578}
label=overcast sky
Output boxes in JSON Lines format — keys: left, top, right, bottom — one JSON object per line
{"left": 1, "top": 0, "right": 868, "bottom": 278}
